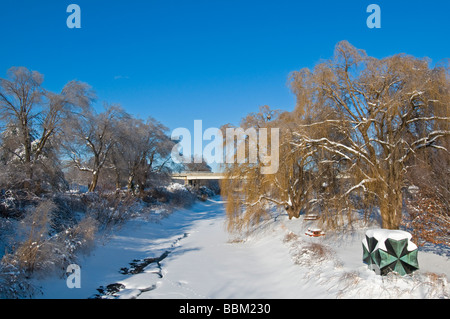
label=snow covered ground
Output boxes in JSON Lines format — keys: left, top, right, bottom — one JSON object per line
{"left": 36, "top": 196, "right": 449, "bottom": 299}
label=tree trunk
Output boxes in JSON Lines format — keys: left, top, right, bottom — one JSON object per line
{"left": 380, "top": 186, "right": 403, "bottom": 229}
{"left": 127, "top": 175, "right": 134, "bottom": 193}
{"left": 138, "top": 181, "right": 146, "bottom": 197}
{"left": 21, "top": 121, "right": 34, "bottom": 181}
{"left": 22, "top": 124, "right": 32, "bottom": 164}
{"left": 88, "top": 171, "right": 99, "bottom": 192}
{"left": 286, "top": 205, "right": 300, "bottom": 219}
{"left": 112, "top": 167, "right": 121, "bottom": 191}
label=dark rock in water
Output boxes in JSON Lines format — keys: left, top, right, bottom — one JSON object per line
{"left": 119, "top": 250, "right": 170, "bottom": 275}
{"left": 90, "top": 283, "right": 126, "bottom": 298}
{"left": 90, "top": 232, "right": 189, "bottom": 299}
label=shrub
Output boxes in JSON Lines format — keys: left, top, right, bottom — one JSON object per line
{"left": 0, "top": 254, "right": 36, "bottom": 299}
{"left": 404, "top": 189, "right": 450, "bottom": 247}
{"left": 85, "top": 192, "right": 137, "bottom": 230}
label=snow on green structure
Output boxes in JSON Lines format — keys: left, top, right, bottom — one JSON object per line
{"left": 362, "top": 229, "right": 419, "bottom": 276}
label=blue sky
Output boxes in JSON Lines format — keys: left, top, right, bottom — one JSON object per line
{"left": 1, "top": 0, "right": 449, "bottom": 135}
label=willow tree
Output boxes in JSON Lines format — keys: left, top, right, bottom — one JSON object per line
{"left": 289, "top": 41, "right": 450, "bottom": 230}
{"left": 221, "top": 106, "right": 320, "bottom": 232}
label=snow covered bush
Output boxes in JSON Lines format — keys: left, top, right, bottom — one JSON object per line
{"left": 404, "top": 188, "right": 450, "bottom": 248}
{"left": 50, "top": 192, "right": 87, "bottom": 233}
{"left": 0, "top": 195, "right": 99, "bottom": 297}
{"left": 85, "top": 192, "right": 137, "bottom": 230}
{"left": 145, "top": 183, "right": 197, "bottom": 208}
{"left": 292, "top": 242, "right": 337, "bottom": 268}
{"left": 0, "top": 255, "right": 36, "bottom": 299}
{"left": 14, "top": 200, "right": 55, "bottom": 274}
{"left": 52, "top": 216, "right": 98, "bottom": 262}
{"left": 284, "top": 231, "right": 340, "bottom": 270}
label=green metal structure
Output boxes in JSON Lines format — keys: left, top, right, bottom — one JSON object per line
{"left": 362, "top": 229, "right": 419, "bottom": 276}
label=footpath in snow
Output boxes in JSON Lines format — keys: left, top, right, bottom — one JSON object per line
{"left": 37, "top": 196, "right": 449, "bottom": 299}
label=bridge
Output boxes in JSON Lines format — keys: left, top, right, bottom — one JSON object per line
{"left": 171, "top": 172, "right": 228, "bottom": 186}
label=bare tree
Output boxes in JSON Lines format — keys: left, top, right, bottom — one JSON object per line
{"left": 132, "top": 119, "right": 174, "bottom": 194}
{"left": 0, "top": 66, "right": 94, "bottom": 190}
{"left": 62, "top": 104, "right": 124, "bottom": 192}
{"left": 0, "top": 67, "right": 44, "bottom": 171}
{"left": 107, "top": 115, "right": 174, "bottom": 194}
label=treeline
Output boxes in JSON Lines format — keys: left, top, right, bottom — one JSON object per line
{"left": 0, "top": 66, "right": 207, "bottom": 298}
{"left": 221, "top": 41, "right": 449, "bottom": 244}
{"left": 0, "top": 66, "right": 180, "bottom": 195}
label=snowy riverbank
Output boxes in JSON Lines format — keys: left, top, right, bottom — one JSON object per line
{"left": 36, "top": 196, "right": 449, "bottom": 299}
